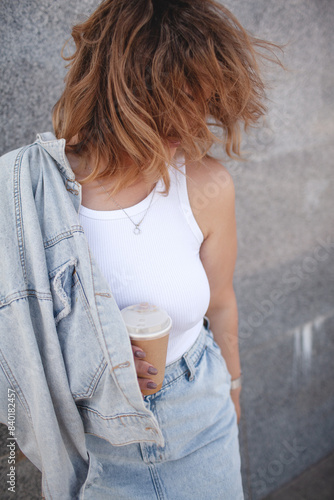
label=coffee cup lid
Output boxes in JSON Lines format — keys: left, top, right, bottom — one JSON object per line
{"left": 120, "top": 302, "right": 172, "bottom": 339}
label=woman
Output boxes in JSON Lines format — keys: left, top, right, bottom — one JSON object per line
{"left": 0, "top": 0, "right": 281, "bottom": 498}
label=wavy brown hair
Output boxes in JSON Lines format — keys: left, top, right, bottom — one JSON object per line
{"left": 52, "top": 0, "right": 283, "bottom": 197}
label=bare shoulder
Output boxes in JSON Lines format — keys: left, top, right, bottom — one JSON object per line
{"left": 184, "top": 154, "right": 235, "bottom": 241}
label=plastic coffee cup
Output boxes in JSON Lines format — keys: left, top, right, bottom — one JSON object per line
{"left": 120, "top": 302, "right": 172, "bottom": 396}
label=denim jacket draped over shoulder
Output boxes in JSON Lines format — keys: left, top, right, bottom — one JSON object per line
{"left": 0, "top": 132, "right": 164, "bottom": 499}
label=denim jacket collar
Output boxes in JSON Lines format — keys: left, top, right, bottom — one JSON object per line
{"left": 36, "top": 131, "right": 76, "bottom": 181}
{"left": 35, "top": 132, "right": 84, "bottom": 213}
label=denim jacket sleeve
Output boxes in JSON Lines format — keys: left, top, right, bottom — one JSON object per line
{"left": 0, "top": 146, "right": 89, "bottom": 499}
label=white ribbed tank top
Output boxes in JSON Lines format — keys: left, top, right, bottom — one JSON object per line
{"left": 79, "top": 156, "right": 211, "bottom": 365}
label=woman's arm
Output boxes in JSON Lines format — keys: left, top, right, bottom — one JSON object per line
{"left": 188, "top": 156, "right": 242, "bottom": 421}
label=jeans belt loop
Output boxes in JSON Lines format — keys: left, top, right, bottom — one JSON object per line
{"left": 203, "top": 315, "right": 210, "bottom": 331}
{"left": 183, "top": 351, "right": 196, "bottom": 382}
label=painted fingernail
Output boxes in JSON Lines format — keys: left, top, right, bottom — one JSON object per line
{"left": 147, "top": 381, "right": 157, "bottom": 389}
{"left": 134, "top": 350, "right": 146, "bottom": 358}
{"left": 148, "top": 366, "right": 158, "bottom": 375}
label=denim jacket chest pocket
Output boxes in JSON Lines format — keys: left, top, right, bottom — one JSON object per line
{"left": 49, "top": 258, "right": 106, "bottom": 400}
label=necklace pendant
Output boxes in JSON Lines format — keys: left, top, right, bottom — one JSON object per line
{"left": 133, "top": 226, "right": 141, "bottom": 235}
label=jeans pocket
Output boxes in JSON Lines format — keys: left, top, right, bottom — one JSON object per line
{"left": 205, "top": 330, "right": 231, "bottom": 382}
{"left": 80, "top": 449, "right": 104, "bottom": 499}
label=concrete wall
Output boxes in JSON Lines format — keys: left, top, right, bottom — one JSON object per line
{"left": 1, "top": 1, "right": 333, "bottom": 498}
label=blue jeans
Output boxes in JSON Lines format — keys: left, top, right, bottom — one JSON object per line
{"left": 82, "top": 318, "right": 244, "bottom": 499}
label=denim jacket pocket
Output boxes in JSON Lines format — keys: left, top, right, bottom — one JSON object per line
{"left": 49, "top": 258, "right": 106, "bottom": 400}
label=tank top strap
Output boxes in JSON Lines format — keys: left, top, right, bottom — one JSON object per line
{"left": 171, "top": 155, "right": 204, "bottom": 245}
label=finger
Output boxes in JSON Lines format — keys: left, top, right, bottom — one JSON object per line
{"left": 132, "top": 345, "right": 146, "bottom": 359}
{"left": 137, "top": 376, "right": 158, "bottom": 392}
{"left": 131, "top": 346, "right": 158, "bottom": 376}
{"left": 134, "top": 358, "right": 158, "bottom": 378}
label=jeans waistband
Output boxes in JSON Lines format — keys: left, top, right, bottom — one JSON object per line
{"left": 148, "top": 316, "right": 210, "bottom": 395}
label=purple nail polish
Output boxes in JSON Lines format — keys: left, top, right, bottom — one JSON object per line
{"left": 148, "top": 366, "right": 158, "bottom": 375}
{"left": 147, "top": 381, "right": 157, "bottom": 389}
{"left": 135, "top": 350, "right": 146, "bottom": 358}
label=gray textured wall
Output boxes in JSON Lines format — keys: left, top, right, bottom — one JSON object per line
{"left": 1, "top": 1, "right": 334, "bottom": 499}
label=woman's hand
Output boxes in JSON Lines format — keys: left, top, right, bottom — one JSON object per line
{"left": 131, "top": 345, "right": 159, "bottom": 395}
{"left": 230, "top": 386, "right": 242, "bottom": 424}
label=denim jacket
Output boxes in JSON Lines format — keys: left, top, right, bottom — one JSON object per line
{"left": 0, "top": 132, "right": 164, "bottom": 499}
